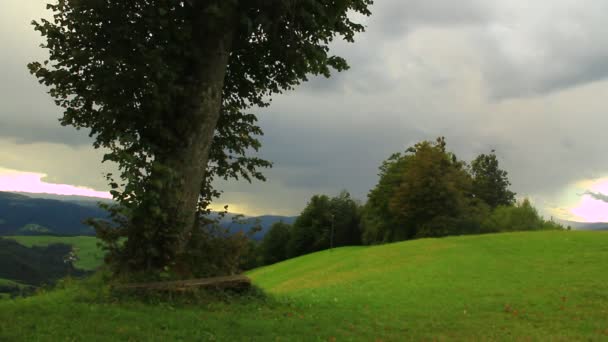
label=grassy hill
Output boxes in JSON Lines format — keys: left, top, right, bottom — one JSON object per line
{"left": 0, "top": 278, "right": 18, "bottom": 286}
{"left": 0, "top": 279, "right": 18, "bottom": 300}
{"left": 1, "top": 231, "right": 608, "bottom": 340}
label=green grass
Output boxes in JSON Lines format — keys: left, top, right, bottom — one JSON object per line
{"left": 0, "top": 279, "right": 27, "bottom": 301}
{"left": 6, "top": 236, "right": 103, "bottom": 271}
{"left": 2, "top": 231, "right": 608, "bottom": 340}
{"left": 0, "top": 278, "right": 19, "bottom": 287}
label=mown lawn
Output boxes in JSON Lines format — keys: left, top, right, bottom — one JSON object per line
{"left": 7, "top": 236, "right": 103, "bottom": 271}
{"left": 1, "top": 231, "right": 608, "bottom": 341}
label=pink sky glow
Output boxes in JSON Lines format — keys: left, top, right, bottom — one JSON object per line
{"left": 570, "top": 195, "right": 608, "bottom": 222}
{"left": 569, "top": 178, "right": 608, "bottom": 222}
{"left": 0, "top": 169, "right": 112, "bottom": 199}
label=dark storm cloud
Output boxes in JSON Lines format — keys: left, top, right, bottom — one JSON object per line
{"left": 0, "top": 2, "right": 92, "bottom": 148}
{"left": 250, "top": 108, "right": 429, "bottom": 200}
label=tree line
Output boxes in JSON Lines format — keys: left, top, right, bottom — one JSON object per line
{"left": 253, "top": 137, "right": 562, "bottom": 267}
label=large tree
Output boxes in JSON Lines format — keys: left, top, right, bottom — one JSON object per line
{"left": 29, "top": 0, "right": 372, "bottom": 276}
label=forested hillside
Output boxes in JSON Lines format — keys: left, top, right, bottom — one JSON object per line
{"left": 0, "top": 238, "right": 85, "bottom": 285}
{"left": 0, "top": 238, "right": 87, "bottom": 298}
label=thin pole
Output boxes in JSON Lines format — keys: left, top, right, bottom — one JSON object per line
{"left": 330, "top": 214, "right": 335, "bottom": 251}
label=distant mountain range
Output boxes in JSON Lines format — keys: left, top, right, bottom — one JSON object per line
{"left": 557, "top": 219, "right": 608, "bottom": 231}
{"left": 217, "top": 214, "right": 296, "bottom": 240}
{"left": 0, "top": 192, "right": 296, "bottom": 239}
{"left": 10, "top": 192, "right": 114, "bottom": 209}
{"left": 0, "top": 192, "right": 106, "bottom": 236}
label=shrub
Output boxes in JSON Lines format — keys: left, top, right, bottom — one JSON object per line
{"left": 481, "top": 199, "right": 562, "bottom": 233}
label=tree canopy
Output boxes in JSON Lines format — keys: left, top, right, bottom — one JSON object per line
{"left": 29, "top": 0, "right": 373, "bottom": 278}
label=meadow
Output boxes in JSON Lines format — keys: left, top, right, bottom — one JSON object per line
{"left": 1, "top": 231, "right": 608, "bottom": 340}
{"left": 6, "top": 236, "right": 103, "bottom": 271}
{"left": 0, "top": 278, "right": 30, "bottom": 300}
{"left": 0, "top": 278, "right": 18, "bottom": 286}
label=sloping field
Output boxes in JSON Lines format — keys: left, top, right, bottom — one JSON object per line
{"left": 0, "top": 278, "right": 19, "bottom": 286}
{"left": 1, "top": 231, "right": 608, "bottom": 341}
{"left": 7, "top": 236, "right": 103, "bottom": 271}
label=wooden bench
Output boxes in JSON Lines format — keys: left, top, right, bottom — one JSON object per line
{"left": 115, "top": 274, "right": 251, "bottom": 292}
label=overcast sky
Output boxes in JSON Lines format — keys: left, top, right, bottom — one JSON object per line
{"left": 2, "top": 0, "right": 608, "bottom": 220}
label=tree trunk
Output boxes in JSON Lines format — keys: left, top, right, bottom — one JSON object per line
{"left": 123, "top": 15, "right": 237, "bottom": 274}
{"left": 168, "top": 34, "right": 236, "bottom": 247}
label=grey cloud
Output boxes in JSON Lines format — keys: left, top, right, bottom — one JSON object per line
{"left": 372, "top": 0, "right": 490, "bottom": 37}
{"left": 480, "top": 1, "right": 608, "bottom": 99}
{"left": 302, "top": 63, "right": 400, "bottom": 95}
{"left": 481, "top": 121, "right": 608, "bottom": 198}
{"left": 0, "top": 2, "right": 92, "bottom": 148}
{"left": 0, "top": 138, "right": 114, "bottom": 191}
{"left": 583, "top": 191, "right": 608, "bottom": 203}
{"left": 350, "top": 0, "right": 608, "bottom": 101}
{"left": 483, "top": 48, "right": 608, "bottom": 101}
{"left": 252, "top": 109, "right": 428, "bottom": 201}
{"left": 301, "top": 0, "right": 490, "bottom": 95}
{"left": 0, "top": 120, "right": 93, "bottom": 146}
{"left": 299, "top": 38, "right": 401, "bottom": 96}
